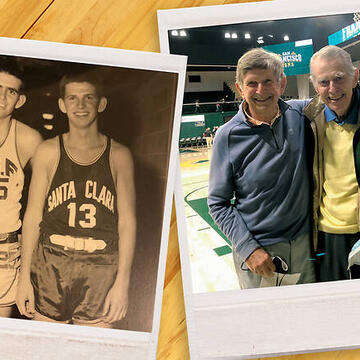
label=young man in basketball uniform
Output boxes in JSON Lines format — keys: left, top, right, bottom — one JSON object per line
{"left": 16, "top": 72, "right": 136, "bottom": 327}
{"left": 0, "top": 58, "right": 42, "bottom": 317}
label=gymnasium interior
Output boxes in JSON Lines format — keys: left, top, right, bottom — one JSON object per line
{"left": 171, "top": 12, "right": 360, "bottom": 293}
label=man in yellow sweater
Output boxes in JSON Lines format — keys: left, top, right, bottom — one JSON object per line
{"left": 303, "top": 45, "right": 360, "bottom": 282}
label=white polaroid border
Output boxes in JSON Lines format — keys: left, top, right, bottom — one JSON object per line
{"left": 159, "top": 1, "right": 360, "bottom": 359}
{"left": 0, "top": 37, "right": 187, "bottom": 360}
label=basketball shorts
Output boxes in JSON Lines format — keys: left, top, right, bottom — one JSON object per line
{"left": 31, "top": 233, "right": 118, "bottom": 322}
{"left": 0, "top": 232, "right": 20, "bottom": 307}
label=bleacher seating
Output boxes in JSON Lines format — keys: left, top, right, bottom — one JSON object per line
{"left": 190, "top": 137, "right": 197, "bottom": 147}
{"left": 179, "top": 136, "right": 207, "bottom": 149}
{"left": 182, "top": 102, "right": 238, "bottom": 115}
{"left": 183, "top": 91, "right": 224, "bottom": 104}
{"left": 195, "top": 136, "right": 204, "bottom": 147}
{"left": 184, "top": 137, "right": 192, "bottom": 147}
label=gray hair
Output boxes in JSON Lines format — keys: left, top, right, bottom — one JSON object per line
{"left": 310, "top": 45, "right": 356, "bottom": 86}
{"left": 235, "top": 48, "right": 284, "bottom": 88}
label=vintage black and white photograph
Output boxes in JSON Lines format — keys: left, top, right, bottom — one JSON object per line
{"left": 0, "top": 37, "right": 186, "bottom": 360}
{"left": 158, "top": 0, "right": 360, "bottom": 359}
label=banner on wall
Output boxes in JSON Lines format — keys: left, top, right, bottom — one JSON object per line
{"left": 182, "top": 114, "right": 205, "bottom": 126}
{"left": 263, "top": 39, "right": 313, "bottom": 76}
{"left": 328, "top": 21, "right": 360, "bottom": 45}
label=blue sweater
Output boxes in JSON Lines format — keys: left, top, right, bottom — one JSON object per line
{"left": 207, "top": 99, "right": 311, "bottom": 261}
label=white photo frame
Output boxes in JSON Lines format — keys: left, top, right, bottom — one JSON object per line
{"left": 158, "top": 1, "right": 360, "bottom": 359}
{"left": 0, "top": 37, "right": 187, "bottom": 360}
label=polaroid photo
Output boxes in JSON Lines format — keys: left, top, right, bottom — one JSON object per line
{"left": 158, "top": 1, "right": 360, "bottom": 359}
{"left": 0, "top": 37, "right": 186, "bottom": 360}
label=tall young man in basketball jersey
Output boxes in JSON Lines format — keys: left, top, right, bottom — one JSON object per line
{"left": 0, "top": 58, "right": 42, "bottom": 317}
{"left": 16, "top": 72, "right": 136, "bottom": 327}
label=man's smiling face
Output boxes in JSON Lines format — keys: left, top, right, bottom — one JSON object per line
{"left": 0, "top": 71, "right": 25, "bottom": 121}
{"left": 58, "top": 81, "right": 107, "bottom": 130}
{"left": 236, "top": 68, "right": 286, "bottom": 120}
{"left": 312, "top": 58, "right": 359, "bottom": 117}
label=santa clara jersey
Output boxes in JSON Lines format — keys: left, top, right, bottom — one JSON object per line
{"left": 0, "top": 119, "right": 24, "bottom": 233}
{"left": 40, "top": 135, "right": 119, "bottom": 251}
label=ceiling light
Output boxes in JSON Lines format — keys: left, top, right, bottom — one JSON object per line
{"left": 245, "top": 33, "right": 251, "bottom": 39}
{"left": 42, "top": 113, "right": 54, "bottom": 120}
{"left": 295, "top": 39, "right": 313, "bottom": 46}
{"left": 179, "top": 30, "right": 187, "bottom": 37}
{"left": 257, "top": 38, "right": 264, "bottom": 44}
{"left": 231, "top": 33, "right": 238, "bottom": 39}
{"left": 171, "top": 30, "right": 179, "bottom": 36}
{"left": 225, "top": 32, "right": 231, "bottom": 38}
{"left": 43, "top": 124, "right": 54, "bottom": 130}
{"left": 284, "top": 35, "right": 289, "bottom": 41}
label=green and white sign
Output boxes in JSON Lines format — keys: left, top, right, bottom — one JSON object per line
{"left": 263, "top": 40, "right": 313, "bottom": 76}
{"left": 328, "top": 21, "right": 360, "bottom": 46}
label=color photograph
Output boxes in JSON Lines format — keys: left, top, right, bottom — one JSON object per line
{"left": 158, "top": 1, "right": 360, "bottom": 358}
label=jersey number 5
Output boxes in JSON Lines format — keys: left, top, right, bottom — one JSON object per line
{"left": 67, "top": 202, "right": 96, "bottom": 228}
{"left": 0, "top": 178, "right": 9, "bottom": 200}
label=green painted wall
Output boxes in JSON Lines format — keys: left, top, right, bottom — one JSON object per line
{"left": 180, "top": 111, "right": 236, "bottom": 139}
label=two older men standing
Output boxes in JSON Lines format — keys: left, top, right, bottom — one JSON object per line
{"left": 208, "top": 48, "right": 315, "bottom": 289}
{"left": 208, "top": 45, "right": 360, "bottom": 288}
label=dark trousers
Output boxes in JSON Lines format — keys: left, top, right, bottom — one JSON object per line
{"left": 316, "top": 231, "right": 359, "bottom": 282}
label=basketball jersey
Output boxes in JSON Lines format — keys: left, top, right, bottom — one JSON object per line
{"left": 0, "top": 119, "right": 24, "bottom": 233}
{"left": 40, "top": 135, "right": 119, "bottom": 250}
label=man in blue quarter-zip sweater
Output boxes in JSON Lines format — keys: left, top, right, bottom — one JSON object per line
{"left": 208, "top": 48, "right": 315, "bottom": 289}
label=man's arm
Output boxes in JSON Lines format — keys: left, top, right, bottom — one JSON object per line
{"left": 207, "top": 127, "right": 275, "bottom": 277}
{"left": 103, "top": 141, "right": 136, "bottom": 323}
{"left": 16, "top": 140, "right": 56, "bottom": 317}
{"left": 13, "top": 123, "right": 43, "bottom": 266}
{"left": 16, "top": 121, "right": 43, "bottom": 169}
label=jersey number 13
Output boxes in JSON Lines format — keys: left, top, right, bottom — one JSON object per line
{"left": 67, "top": 202, "right": 96, "bottom": 228}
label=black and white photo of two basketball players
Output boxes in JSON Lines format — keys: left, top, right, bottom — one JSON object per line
{"left": 0, "top": 36, "right": 186, "bottom": 360}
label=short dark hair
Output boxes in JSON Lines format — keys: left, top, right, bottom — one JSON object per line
{"left": 0, "top": 56, "right": 25, "bottom": 93}
{"left": 59, "top": 70, "right": 104, "bottom": 98}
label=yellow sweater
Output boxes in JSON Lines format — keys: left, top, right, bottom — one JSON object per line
{"left": 319, "top": 121, "right": 359, "bottom": 233}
